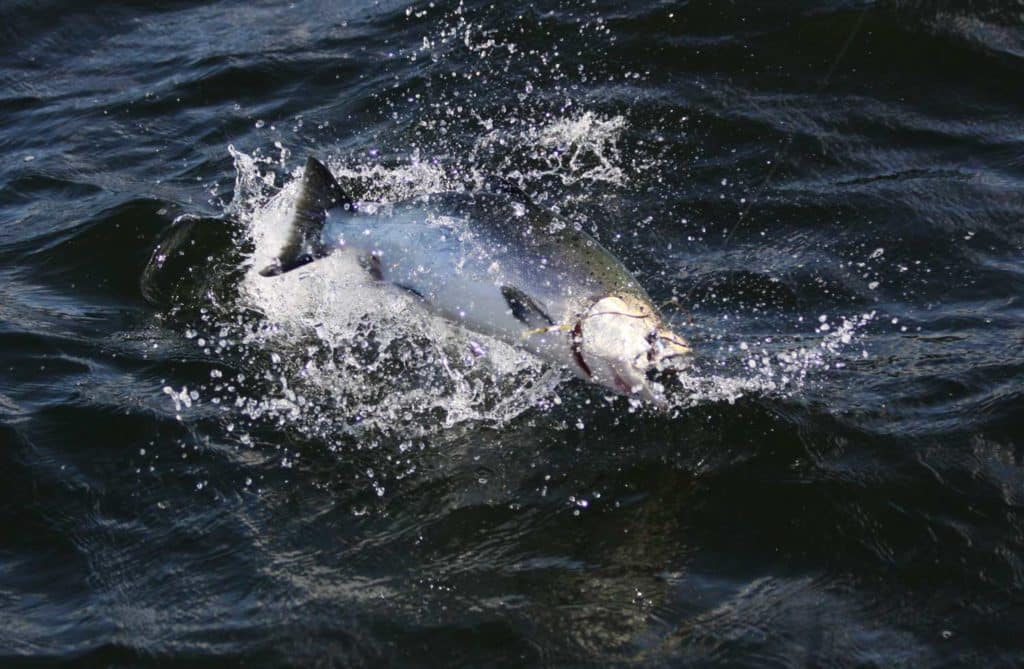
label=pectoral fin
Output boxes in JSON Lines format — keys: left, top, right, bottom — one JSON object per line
{"left": 501, "top": 285, "right": 553, "bottom": 329}
{"left": 260, "top": 157, "right": 351, "bottom": 277}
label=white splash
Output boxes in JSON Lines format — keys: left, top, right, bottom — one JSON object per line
{"left": 216, "top": 147, "right": 565, "bottom": 441}
{"left": 167, "top": 141, "right": 879, "bottom": 444}
{"left": 472, "top": 111, "right": 630, "bottom": 187}
{"left": 169, "top": 0, "right": 877, "bottom": 440}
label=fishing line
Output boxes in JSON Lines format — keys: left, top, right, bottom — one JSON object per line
{"left": 520, "top": 308, "right": 650, "bottom": 339}
{"left": 728, "top": 9, "right": 869, "bottom": 243}
{"left": 677, "top": 5, "right": 871, "bottom": 306}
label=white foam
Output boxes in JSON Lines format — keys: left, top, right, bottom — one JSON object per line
{"left": 172, "top": 140, "right": 880, "bottom": 442}
{"left": 210, "top": 148, "right": 564, "bottom": 439}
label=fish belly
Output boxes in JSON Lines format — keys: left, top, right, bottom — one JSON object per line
{"left": 322, "top": 207, "right": 575, "bottom": 369}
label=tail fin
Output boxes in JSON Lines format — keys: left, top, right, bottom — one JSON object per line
{"left": 259, "top": 157, "right": 351, "bottom": 277}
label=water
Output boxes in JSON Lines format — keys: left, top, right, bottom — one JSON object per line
{"left": 2, "top": 1, "right": 1022, "bottom": 665}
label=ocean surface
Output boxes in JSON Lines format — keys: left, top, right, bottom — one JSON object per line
{"left": 2, "top": 0, "right": 1023, "bottom": 666}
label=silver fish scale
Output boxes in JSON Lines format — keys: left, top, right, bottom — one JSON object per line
{"left": 321, "top": 191, "right": 645, "bottom": 334}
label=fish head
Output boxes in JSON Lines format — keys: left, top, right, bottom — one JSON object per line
{"left": 576, "top": 294, "right": 692, "bottom": 405}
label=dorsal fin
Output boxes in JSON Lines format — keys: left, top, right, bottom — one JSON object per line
{"left": 501, "top": 285, "right": 553, "bottom": 328}
{"left": 260, "top": 157, "right": 351, "bottom": 277}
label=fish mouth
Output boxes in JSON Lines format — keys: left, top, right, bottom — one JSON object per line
{"left": 573, "top": 295, "right": 693, "bottom": 404}
{"left": 645, "top": 328, "right": 692, "bottom": 370}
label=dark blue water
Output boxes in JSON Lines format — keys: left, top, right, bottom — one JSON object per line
{"left": 2, "top": 1, "right": 1023, "bottom": 665}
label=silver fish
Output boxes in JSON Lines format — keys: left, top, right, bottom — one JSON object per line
{"left": 260, "top": 157, "right": 691, "bottom": 404}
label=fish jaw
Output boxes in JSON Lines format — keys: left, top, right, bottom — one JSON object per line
{"left": 574, "top": 295, "right": 692, "bottom": 405}
{"left": 650, "top": 326, "right": 692, "bottom": 371}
